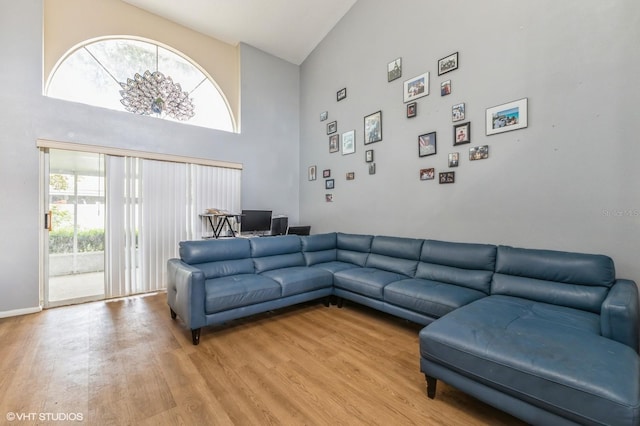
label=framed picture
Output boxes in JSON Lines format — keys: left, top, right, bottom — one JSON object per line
{"left": 407, "top": 102, "right": 417, "bottom": 118}
{"left": 439, "top": 171, "right": 456, "bottom": 184}
{"left": 420, "top": 168, "right": 435, "bottom": 181}
{"left": 342, "top": 130, "right": 355, "bottom": 155}
{"left": 325, "top": 194, "right": 333, "bottom": 202}
{"left": 325, "top": 179, "right": 335, "bottom": 189}
{"left": 365, "top": 149, "right": 374, "bottom": 163}
{"left": 322, "top": 169, "right": 331, "bottom": 178}
{"left": 403, "top": 72, "right": 429, "bottom": 103}
{"left": 364, "top": 111, "right": 382, "bottom": 144}
{"left": 388, "top": 57, "right": 402, "bottom": 82}
{"left": 486, "top": 98, "right": 528, "bottom": 135}
{"left": 438, "top": 52, "right": 458, "bottom": 75}
{"left": 308, "top": 165, "right": 317, "bottom": 181}
{"left": 418, "top": 132, "right": 437, "bottom": 157}
{"left": 448, "top": 152, "right": 459, "bottom": 167}
{"left": 337, "top": 88, "right": 347, "bottom": 101}
{"left": 452, "top": 103, "right": 465, "bottom": 122}
{"left": 346, "top": 172, "right": 355, "bottom": 180}
{"left": 369, "top": 163, "right": 376, "bottom": 175}
{"left": 329, "top": 134, "right": 339, "bottom": 153}
{"left": 327, "top": 121, "right": 337, "bottom": 135}
{"left": 320, "top": 111, "right": 328, "bottom": 121}
{"left": 470, "top": 145, "right": 489, "bottom": 160}
{"left": 453, "top": 122, "right": 471, "bottom": 145}
{"left": 440, "top": 80, "right": 451, "bottom": 96}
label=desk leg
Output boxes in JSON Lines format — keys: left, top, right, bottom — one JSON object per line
{"left": 212, "top": 217, "right": 225, "bottom": 238}
{"left": 206, "top": 216, "right": 216, "bottom": 238}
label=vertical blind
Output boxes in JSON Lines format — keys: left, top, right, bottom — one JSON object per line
{"left": 105, "top": 156, "right": 241, "bottom": 298}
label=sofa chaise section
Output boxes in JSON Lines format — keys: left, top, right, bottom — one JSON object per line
{"left": 419, "top": 245, "right": 640, "bottom": 425}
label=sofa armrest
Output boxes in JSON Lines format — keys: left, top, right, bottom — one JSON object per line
{"left": 167, "top": 258, "right": 207, "bottom": 330}
{"left": 601, "top": 279, "right": 639, "bottom": 353}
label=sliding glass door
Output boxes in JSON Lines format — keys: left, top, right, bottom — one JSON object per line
{"left": 45, "top": 149, "right": 105, "bottom": 307}
{"left": 40, "top": 143, "right": 241, "bottom": 308}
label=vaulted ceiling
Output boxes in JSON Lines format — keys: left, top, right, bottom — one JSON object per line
{"left": 121, "top": 0, "right": 358, "bottom": 65}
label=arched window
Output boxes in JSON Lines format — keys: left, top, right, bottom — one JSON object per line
{"left": 46, "top": 37, "right": 235, "bottom": 132}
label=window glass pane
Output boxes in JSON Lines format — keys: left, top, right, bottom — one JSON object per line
{"left": 158, "top": 47, "right": 204, "bottom": 93}
{"left": 47, "top": 48, "right": 122, "bottom": 111}
{"left": 85, "top": 39, "right": 157, "bottom": 84}
{"left": 189, "top": 83, "right": 234, "bottom": 132}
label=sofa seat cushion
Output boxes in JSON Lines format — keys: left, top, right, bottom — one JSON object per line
{"left": 385, "top": 278, "right": 486, "bottom": 319}
{"left": 205, "top": 274, "right": 282, "bottom": 314}
{"left": 310, "top": 261, "right": 360, "bottom": 274}
{"left": 261, "top": 266, "right": 333, "bottom": 297}
{"left": 420, "top": 295, "right": 640, "bottom": 425}
{"left": 334, "top": 267, "right": 408, "bottom": 299}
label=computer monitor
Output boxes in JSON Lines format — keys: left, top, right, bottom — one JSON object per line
{"left": 240, "top": 210, "right": 272, "bottom": 235}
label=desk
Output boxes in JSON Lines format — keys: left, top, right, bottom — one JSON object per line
{"left": 200, "top": 213, "right": 242, "bottom": 239}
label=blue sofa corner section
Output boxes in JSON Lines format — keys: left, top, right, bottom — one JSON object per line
{"left": 166, "top": 232, "right": 640, "bottom": 425}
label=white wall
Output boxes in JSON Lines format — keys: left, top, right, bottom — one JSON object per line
{"left": 300, "top": 0, "right": 640, "bottom": 282}
{"left": 0, "top": 2, "right": 300, "bottom": 314}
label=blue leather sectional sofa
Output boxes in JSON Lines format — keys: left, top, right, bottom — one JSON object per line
{"left": 167, "top": 232, "right": 640, "bottom": 425}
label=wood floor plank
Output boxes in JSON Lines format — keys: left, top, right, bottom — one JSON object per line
{"left": 0, "top": 293, "right": 525, "bottom": 425}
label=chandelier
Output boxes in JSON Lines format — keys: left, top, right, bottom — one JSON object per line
{"left": 119, "top": 70, "right": 195, "bottom": 121}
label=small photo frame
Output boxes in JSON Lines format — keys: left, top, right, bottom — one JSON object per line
{"left": 418, "top": 132, "right": 437, "bottom": 157}
{"left": 454, "top": 122, "right": 471, "bottom": 145}
{"left": 329, "top": 134, "right": 339, "bottom": 153}
{"left": 407, "top": 102, "right": 417, "bottom": 118}
{"left": 440, "top": 80, "right": 451, "bottom": 96}
{"left": 364, "top": 111, "right": 382, "bottom": 144}
{"left": 369, "top": 163, "right": 376, "bottom": 175}
{"left": 325, "top": 194, "right": 333, "bottom": 202}
{"left": 346, "top": 172, "right": 355, "bottom": 180}
{"left": 337, "top": 88, "right": 347, "bottom": 102}
{"left": 470, "top": 145, "right": 489, "bottom": 160}
{"left": 448, "top": 152, "right": 459, "bottom": 167}
{"left": 420, "top": 168, "right": 435, "bottom": 181}
{"left": 325, "top": 179, "right": 335, "bottom": 189}
{"left": 342, "top": 130, "right": 355, "bottom": 155}
{"left": 439, "top": 171, "right": 455, "bottom": 184}
{"left": 388, "top": 57, "right": 402, "bottom": 82}
{"left": 320, "top": 111, "right": 328, "bottom": 121}
{"left": 486, "top": 98, "right": 528, "bottom": 135}
{"left": 327, "top": 121, "right": 337, "bottom": 135}
{"left": 365, "top": 149, "right": 374, "bottom": 163}
{"left": 322, "top": 169, "right": 331, "bottom": 178}
{"left": 403, "top": 72, "right": 429, "bottom": 103}
{"left": 438, "top": 52, "right": 458, "bottom": 75}
{"left": 308, "top": 165, "right": 317, "bottom": 181}
{"left": 452, "top": 103, "right": 465, "bottom": 122}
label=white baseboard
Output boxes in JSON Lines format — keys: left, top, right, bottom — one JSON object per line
{"left": 0, "top": 305, "right": 42, "bottom": 319}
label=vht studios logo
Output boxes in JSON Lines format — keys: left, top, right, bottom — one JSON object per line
{"left": 6, "top": 412, "right": 84, "bottom": 422}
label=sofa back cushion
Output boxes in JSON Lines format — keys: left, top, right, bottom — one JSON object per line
{"left": 366, "top": 235, "right": 423, "bottom": 276}
{"left": 250, "top": 235, "right": 305, "bottom": 273}
{"left": 179, "top": 238, "right": 254, "bottom": 279}
{"left": 492, "top": 245, "right": 615, "bottom": 313}
{"left": 301, "top": 233, "right": 337, "bottom": 265}
{"left": 416, "top": 240, "right": 496, "bottom": 294}
{"left": 336, "top": 233, "right": 373, "bottom": 266}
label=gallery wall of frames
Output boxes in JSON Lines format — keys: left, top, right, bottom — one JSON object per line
{"left": 307, "top": 52, "right": 528, "bottom": 202}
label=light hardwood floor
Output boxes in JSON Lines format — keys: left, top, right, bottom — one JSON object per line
{"left": 0, "top": 293, "right": 524, "bottom": 425}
